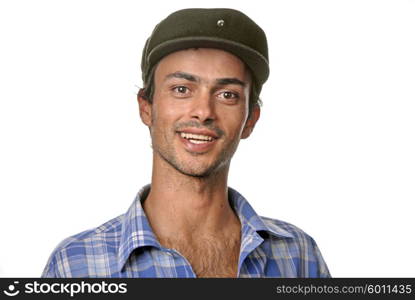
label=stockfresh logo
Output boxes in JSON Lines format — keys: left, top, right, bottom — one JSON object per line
{"left": 3, "top": 281, "right": 20, "bottom": 297}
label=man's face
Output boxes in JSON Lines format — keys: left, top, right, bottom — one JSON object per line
{"left": 139, "top": 48, "right": 260, "bottom": 177}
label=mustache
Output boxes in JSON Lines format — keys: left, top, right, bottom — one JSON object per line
{"left": 174, "top": 120, "right": 224, "bottom": 138}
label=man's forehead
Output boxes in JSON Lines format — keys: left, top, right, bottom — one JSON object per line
{"left": 154, "top": 48, "right": 252, "bottom": 84}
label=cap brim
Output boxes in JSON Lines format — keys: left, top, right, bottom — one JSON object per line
{"left": 146, "top": 36, "right": 269, "bottom": 85}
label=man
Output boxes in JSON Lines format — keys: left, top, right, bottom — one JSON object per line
{"left": 42, "top": 8, "right": 330, "bottom": 278}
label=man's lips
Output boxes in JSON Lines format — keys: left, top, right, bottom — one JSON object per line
{"left": 176, "top": 128, "right": 219, "bottom": 139}
{"left": 176, "top": 129, "right": 219, "bottom": 152}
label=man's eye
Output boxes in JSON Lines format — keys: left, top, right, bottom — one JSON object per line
{"left": 218, "top": 91, "right": 239, "bottom": 99}
{"left": 173, "top": 86, "right": 189, "bottom": 94}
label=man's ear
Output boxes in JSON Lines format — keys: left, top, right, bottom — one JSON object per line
{"left": 241, "top": 105, "right": 260, "bottom": 139}
{"left": 137, "top": 89, "right": 152, "bottom": 127}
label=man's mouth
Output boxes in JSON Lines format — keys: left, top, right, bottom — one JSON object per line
{"left": 176, "top": 129, "right": 219, "bottom": 152}
{"left": 179, "top": 132, "right": 215, "bottom": 144}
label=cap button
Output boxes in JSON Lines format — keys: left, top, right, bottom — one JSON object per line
{"left": 217, "top": 19, "right": 225, "bottom": 27}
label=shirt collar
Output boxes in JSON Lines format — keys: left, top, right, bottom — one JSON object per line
{"left": 117, "top": 184, "right": 160, "bottom": 271}
{"left": 117, "top": 184, "right": 293, "bottom": 272}
{"left": 227, "top": 186, "right": 294, "bottom": 239}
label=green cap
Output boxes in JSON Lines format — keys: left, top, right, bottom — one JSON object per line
{"left": 141, "top": 8, "right": 269, "bottom": 95}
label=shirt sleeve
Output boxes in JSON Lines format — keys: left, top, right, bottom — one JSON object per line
{"left": 309, "top": 237, "right": 331, "bottom": 278}
{"left": 41, "top": 253, "right": 58, "bottom": 278}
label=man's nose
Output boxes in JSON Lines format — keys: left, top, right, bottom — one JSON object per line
{"left": 189, "top": 90, "right": 216, "bottom": 123}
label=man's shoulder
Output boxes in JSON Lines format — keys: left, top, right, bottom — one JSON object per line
{"left": 42, "top": 214, "right": 125, "bottom": 277}
{"left": 55, "top": 214, "right": 125, "bottom": 250}
{"left": 257, "top": 216, "right": 331, "bottom": 277}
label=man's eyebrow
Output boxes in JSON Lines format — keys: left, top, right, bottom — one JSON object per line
{"left": 216, "top": 78, "right": 246, "bottom": 87}
{"left": 164, "top": 72, "right": 246, "bottom": 87}
{"left": 165, "top": 72, "right": 200, "bottom": 82}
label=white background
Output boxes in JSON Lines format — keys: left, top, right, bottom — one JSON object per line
{"left": 1, "top": 0, "right": 414, "bottom": 277}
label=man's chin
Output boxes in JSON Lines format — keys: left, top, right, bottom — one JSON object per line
{"left": 156, "top": 148, "right": 226, "bottom": 178}
{"left": 175, "top": 164, "right": 217, "bottom": 178}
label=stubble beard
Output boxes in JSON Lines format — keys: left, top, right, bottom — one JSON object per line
{"left": 152, "top": 130, "right": 240, "bottom": 179}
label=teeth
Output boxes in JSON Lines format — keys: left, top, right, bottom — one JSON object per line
{"left": 180, "top": 132, "right": 214, "bottom": 141}
{"left": 188, "top": 139, "right": 207, "bottom": 144}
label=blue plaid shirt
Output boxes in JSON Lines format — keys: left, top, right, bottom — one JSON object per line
{"left": 42, "top": 185, "right": 330, "bottom": 278}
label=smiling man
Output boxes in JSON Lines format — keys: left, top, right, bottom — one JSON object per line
{"left": 42, "top": 8, "right": 330, "bottom": 278}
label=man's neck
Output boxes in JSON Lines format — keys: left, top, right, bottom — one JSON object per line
{"left": 142, "top": 156, "right": 240, "bottom": 242}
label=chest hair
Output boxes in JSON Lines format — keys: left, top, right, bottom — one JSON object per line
{"left": 160, "top": 235, "right": 241, "bottom": 278}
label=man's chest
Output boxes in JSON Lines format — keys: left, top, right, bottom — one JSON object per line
{"left": 160, "top": 236, "right": 241, "bottom": 278}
